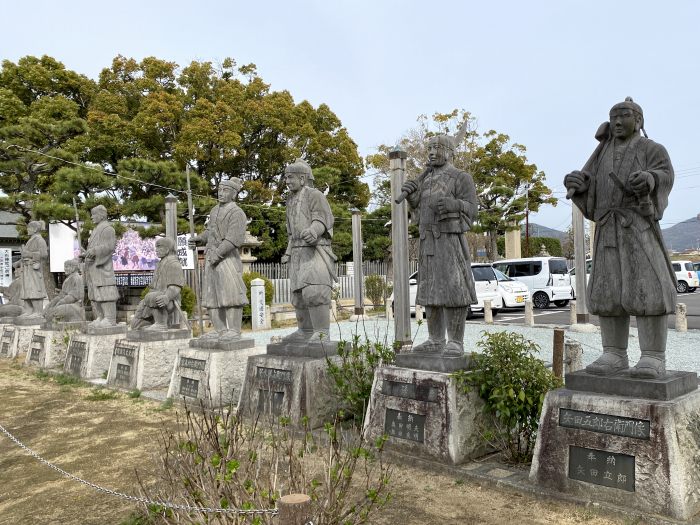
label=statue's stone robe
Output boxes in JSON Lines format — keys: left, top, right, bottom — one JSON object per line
{"left": 85, "top": 221, "right": 119, "bottom": 302}
{"left": 133, "top": 253, "right": 185, "bottom": 325}
{"left": 201, "top": 202, "right": 248, "bottom": 308}
{"left": 46, "top": 272, "right": 85, "bottom": 321}
{"left": 406, "top": 164, "right": 478, "bottom": 307}
{"left": 571, "top": 134, "right": 676, "bottom": 316}
{"left": 20, "top": 233, "right": 48, "bottom": 300}
{"left": 286, "top": 186, "right": 337, "bottom": 295}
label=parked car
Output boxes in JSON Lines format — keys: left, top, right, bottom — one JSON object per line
{"left": 493, "top": 268, "right": 530, "bottom": 308}
{"left": 693, "top": 262, "right": 700, "bottom": 284}
{"left": 672, "top": 260, "right": 699, "bottom": 293}
{"left": 569, "top": 259, "right": 592, "bottom": 299}
{"left": 493, "top": 257, "right": 572, "bottom": 309}
{"left": 390, "top": 264, "right": 504, "bottom": 318}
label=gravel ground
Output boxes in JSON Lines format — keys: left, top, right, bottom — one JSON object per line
{"left": 248, "top": 315, "right": 700, "bottom": 373}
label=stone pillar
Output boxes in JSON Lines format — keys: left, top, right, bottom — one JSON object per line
{"left": 573, "top": 205, "right": 589, "bottom": 323}
{"left": 330, "top": 299, "right": 337, "bottom": 321}
{"left": 484, "top": 299, "right": 493, "bottom": 324}
{"left": 505, "top": 226, "right": 521, "bottom": 259}
{"left": 264, "top": 305, "right": 271, "bottom": 329}
{"left": 565, "top": 340, "right": 583, "bottom": 373}
{"left": 524, "top": 299, "right": 534, "bottom": 326}
{"left": 164, "top": 193, "right": 178, "bottom": 244}
{"left": 250, "top": 278, "right": 266, "bottom": 331}
{"left": 569, "top": 300, "right": 577, "bottom": 325}
{"left": 390, "top": 149, "right": 411, "bottom": 347}
{"left": 676, "top": 303, "right": 688, "bottom": 332}
{"left": 351, "top": 209, "right": 365, "bottom": 317}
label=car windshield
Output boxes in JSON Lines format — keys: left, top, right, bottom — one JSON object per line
{"left": 472, "top": 266, "right": 495, "bottom": 281}
{"left": 493, "top": 268, "right": 511, "bottom": 281}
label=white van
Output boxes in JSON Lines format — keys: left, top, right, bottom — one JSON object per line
{"left": 672, "top": 260, "right": 699, "bottom": 293}
{"left": 391, "top": 264, "right": 504, "bottom": 317}
{"left": 493, "top": 257, "right": 572, "bottom": 309}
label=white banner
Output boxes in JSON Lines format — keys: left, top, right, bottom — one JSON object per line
{"left": 0, "top": 248, "right": 12, "bottom": 287}
{"left": 48, "top": 222, "right": 80, "bottom": 272}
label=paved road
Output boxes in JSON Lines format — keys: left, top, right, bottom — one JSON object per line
{"left": 488, "top": 289, "right": 700, "bottom": 329}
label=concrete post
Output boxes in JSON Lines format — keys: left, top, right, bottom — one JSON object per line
{"left": 505, "top": 226, "right": 522, "bottom": 259}
{"left": 278, "top": 493, "right": 312, "bottom": 525}
{"left": 676, "top": 303, "right": 688, "bottom": 332}
{"left": 573, "top": 205, "right": 589, "bottom": 323}
{"left": 330, "top": 299, "right": 338, "bottom": 321}
{"left": 164, "top": 193, "right": 178, "bottom": 245}
{"left": 386, "top": 298, "right": 394, "bottom": 320}
{"left": 351, "top": 209, "right": 365, "bottom": 318}
{"left": 524, "top": 299, "right": 534, "bottom": 326}
{"left": 565, "top": 340, "right": 584, "bottom": 373}
{"left": 569, "top": 300, "right": 577, "bottom": 325}
{"left": 251, "top": 278, "right": 266, "bottom": 331}
{"left": 484, "top": 299, "right": 493, "bottom": 324}
{"left": 552, "top": 328, "right": 565, "bottom": 379}
{"left": 390, "top": 149, "right": 411, "bottom": 348}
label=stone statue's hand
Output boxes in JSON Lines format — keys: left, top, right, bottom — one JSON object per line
{"left": 155, "top": 294, "right": 168, "bottom": 308}
{"left": 401, "top": 180, "right": 418, "bottom": 196}
{"left": 564, "top": 170, "right": 590, "bottom": 196}
{"left": 629, "top": 171, "right": 655, "bottom": 196}
{"left": 83, "top": 249, "right": 95, "bottom": 261}
{"left": 437, "top": 197, "right": 462, "bottom": 214}
{"left": 207, "top": 253, "right": 221, "bottom": 267}
{"left": 187, "top": 236, "right": 200, "bottom": 249}
{"left": 281, "top": 254, "right": 290, "bottom": 265}
{"left": 300, "top": 228, "right": 318, "bottom": 244}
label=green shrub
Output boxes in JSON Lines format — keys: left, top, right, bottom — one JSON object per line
{"left": 522, "top": 236, "right": 562, "bottom": 257}
{"left": 452, "top": 331, "right": 562, "bottom": 463}
{"left": 326, "top": 336, "right": 396, "bottom": 423}
{"left": 86, "top": 387, "right": 119, "bottom": 401}
{"left": 365, "top": 274, "right": 388, "bottom": 306}
{"left": 242, "top": 271, "right": 273, "bottom": 318}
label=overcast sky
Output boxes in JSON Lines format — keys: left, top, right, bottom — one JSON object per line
{"left": 4, "top": 0, "right": 700, "bottom": 232}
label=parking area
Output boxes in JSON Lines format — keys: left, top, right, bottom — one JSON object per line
{"left": 486, "top": 289, "right": 700, "bottom": 330}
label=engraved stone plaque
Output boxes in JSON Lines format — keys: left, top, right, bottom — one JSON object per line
{"left": 381, "top": 380, "right": 439, "bottom": 403}
{"left": 256, "top": 367, "right": 292, "bottom": 384}
{"left": 29, "top": 347, "right": 41, "bottom": 362}
{"left": 384, "top": 408, "right": 425, "bottom": 443}
{"left": 559, "top": 408, "right": 650, "bottom": 439}
{"left": 257, "top": 389, "right": 285, "bottom": 415}
{"left": 114, "top": 341, "right": 137, "bottom": 358}
{"left": 68, "top": 353, "right": 82, "bottom": 375}
{"left": 1, "top": 341, "right": 8, "bottom": 356}
{"left": 180, "top": 357, "right": 206, "bottom": 371}
{"left": 568, "top": 446, "right": 635, "bottom": 492}
{"left": 179, "top": 376, "right": 199, "bottom": 398}
{"left": 115, "top": 363, "right": 131, "bottom": 386}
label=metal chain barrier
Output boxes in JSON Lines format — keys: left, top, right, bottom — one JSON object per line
{"left": 0, "top": 422, "right": 278, "bottom": 517}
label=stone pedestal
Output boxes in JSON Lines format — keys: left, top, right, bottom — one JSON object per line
{"left": 6, "top": 323, "right": 41, "bottom": 358}
{"left": 24, "top": 328, "right": 72, "bottom": 369}
{"left": 167, "top": 338, "right": 263, "bottom": 407}
{"left": 363, "top": 365, "right": 490, "bottom": 465}
{"left": 530, "top": 377, "right": 700, "bottom": 521}
{"left": 106, "top": 331, "right": 190, "bottom": 392}
{"left": 64, "top": 328, "right": 127, "bottom": 379}
{"left": 0, "top": 324, "right": 18, "bottom": 358}
{"left": 238, "top": 354, "right": 340, "bottom": 429}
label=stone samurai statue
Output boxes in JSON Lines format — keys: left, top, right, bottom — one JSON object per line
{"left": 189, "top": 178, "right": 248, "bottom": 342}
{"left": 0, "top": 261, "right": 24, "bottom": 318}
{"left": 400, "top": 134, "right": 478, "bottom": 356}
{"left": 564, "top": 97, "right": 676, "bottom": 379}
{"left": 82, "top": 205, "right": 119, "bottom": 327}
{"left": 131, "top": 237, "right": 186, "bottom": 331}
{"left": 281, "top": 159, "right": 337, "bottom": 342}
{"left": 43, "top": 258, "right": 85, "bottom": 323}
{"left": 18, "top": 220, "right": 49, "bottom": 319}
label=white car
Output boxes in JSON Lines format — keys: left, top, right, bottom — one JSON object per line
{"left": 391, "top": 264, "right": 504, "bottom": 318}
{"left": 493, "top": 257, "right": 572, "bottom": 309}
{"left": 569, "top": 259, "right": 592, "bottom": 299}
{"left": 672, "top": 260, "right": 699, "bottom": 293}
{"left": 493, "top": 268, "right": 530, "bottom": 307}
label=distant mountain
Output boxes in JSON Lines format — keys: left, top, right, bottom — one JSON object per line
{"left": 518, "top": 217, "right": 700, "bottom": 253}
{"left": 521, "top": 223, "right": 567, "bottom": 241}
{"left": 661, "top": 216, "right": 700, "bottom": 252}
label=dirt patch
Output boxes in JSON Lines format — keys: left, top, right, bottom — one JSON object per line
{"left": 0, "top": 359, "right": 626, "bottom": 525}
